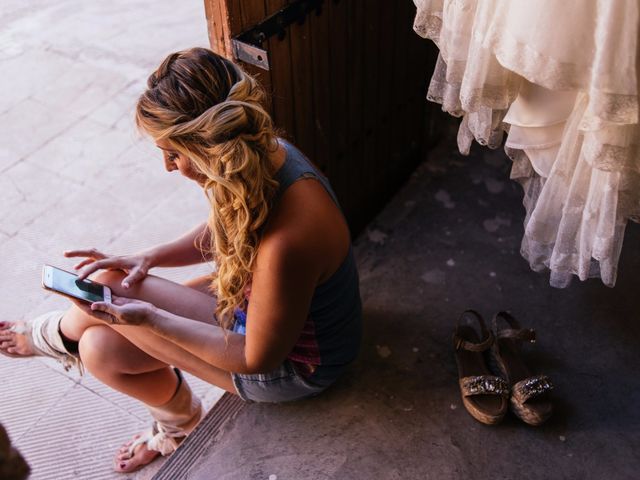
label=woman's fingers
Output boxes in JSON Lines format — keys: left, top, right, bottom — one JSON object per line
{"left": 90, "top": 309, "right": 116, "bottom": 324}
{"left": 76, "top": 258, "right": 123, "bottom": 280}
{"left": 121, "top": 267, "right": 146, "bottom": 289}
{"left": 64, "top": 248, "right": 107, "bottom": 260}
{"left": 91, "top": 302, "right": 120, "bottom": 323}
{"left": 111, "top": 295, "right": 136, "bottom": 306}
{"left": 76, "top": 262, "right": 103, "bottom": 281}
{"left": 73, "top": 258, "right": 96, "bottom": 270}
{"left": 69, "top": 298, "right": 116, "bottom": 324}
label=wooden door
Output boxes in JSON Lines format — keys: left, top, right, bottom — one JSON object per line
{"left": 204, "top": 0, "right": 439, "bottom": 234}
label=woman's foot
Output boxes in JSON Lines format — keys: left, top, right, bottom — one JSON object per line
{"left": 114, "top": 433, "right": 161, "bottom": 473}
{"left": 0, "top": 321, "right": 37, "bottom": 357}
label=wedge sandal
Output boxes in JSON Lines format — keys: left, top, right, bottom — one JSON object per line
{"left": 453, "top": 310, "right": 509, "bottom": 425}
{"left": 490, "top": 311, "right": 553, "bottom": 426}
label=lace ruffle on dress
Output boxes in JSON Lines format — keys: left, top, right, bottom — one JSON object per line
{"left": 413, "top": 0, "right": 640, "bottom": 287}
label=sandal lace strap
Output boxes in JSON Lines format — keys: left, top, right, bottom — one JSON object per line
{"left": 128, "top": 422, "right": 186, "bottom": 457}
{"left": 511, "top": 375, "right": 553, "bottom": 405}
{"left": 12, "top": 311, "right": 84, "bottom": 375}
{"left": 460, "top": 375, "right": 509, "bottom": 397}
{"left": 138, "top": 369, "right": 203, "bottom": 457}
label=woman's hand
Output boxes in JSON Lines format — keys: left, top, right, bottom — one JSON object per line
{"left": 71, "top": 296, "right": 158, "bottom": 327}
{"left": 64, "top": 248, "right": 154, "bottom": 289}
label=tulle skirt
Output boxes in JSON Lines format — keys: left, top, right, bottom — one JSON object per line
{"left": 413, "top": 0, "right": 640, "bottom": 287}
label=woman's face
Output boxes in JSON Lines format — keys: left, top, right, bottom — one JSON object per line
{"left": 155, "top": 139, "right": 207, "bottom": 185}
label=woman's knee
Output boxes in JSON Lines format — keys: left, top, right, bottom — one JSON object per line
{"left": 92, "top": 269, "right": 127, "bottom": 295}
{"left": 78, "top": 325, "right": 144, "bottom": 374}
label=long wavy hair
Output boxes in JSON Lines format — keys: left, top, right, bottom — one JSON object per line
{"left": 135, "top": 47, "right": 279, "bottom": 329}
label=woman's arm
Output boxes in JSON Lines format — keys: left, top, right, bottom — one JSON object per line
{"left": 149, "top": 233, "right": 320, "bottom": 374}
{"left": 146, "top": 221, "right": 213, "bottom": 268}
{"left": 90, "top": 230, "right": 322, "bottom": 374}
{"left": 88, "top": 181, "right": 341, "bottom": 373}
{"left": 69, "top": 222, "right": 214, "bottom": 286}
{"left": 150, "top": 310, "right": 251, "bottom": 372}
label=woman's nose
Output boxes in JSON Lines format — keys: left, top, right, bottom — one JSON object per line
{"left": 164, "top": 158, "right": 176, "bottom": 172}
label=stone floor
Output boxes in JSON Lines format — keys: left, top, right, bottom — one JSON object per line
{"left": 0, "top": 2, "right": 225, "bottom": 479}
{"left": 167, "top": 134, "right": 640, "bottom": 479}
{"left": 3, "top": 2, "right": 640, "bottom": 480}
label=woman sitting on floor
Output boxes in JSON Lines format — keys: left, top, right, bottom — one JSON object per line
{"left": 0, "top": 47, "right": 362, "bottom": 474}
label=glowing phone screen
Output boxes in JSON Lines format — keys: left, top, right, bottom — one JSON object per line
{"left": 51, "top": 268, "right": 105, "bottom": 303}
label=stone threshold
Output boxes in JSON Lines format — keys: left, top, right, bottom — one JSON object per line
{"left": 153, "top": 393, "right": 245, "bottom": 480}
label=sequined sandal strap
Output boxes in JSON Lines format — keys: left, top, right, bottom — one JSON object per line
{"left": 511, "top": 375, "right": 553, "bottom": 405}
{"left": 459, "top": 375, "right": 509, "bottom": 398}
{"left": 454, "top": 310, "right": 494, "bottom": 352}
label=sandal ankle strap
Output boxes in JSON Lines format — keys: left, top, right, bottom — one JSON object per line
{"left": 141, "top": 369, "right": 203, "bottom": 456}
{"left": 454, "top": 310, "right": 494, "bottom": 352}
{"left": 493, "top": 311, "right": 536, "bottom": 343}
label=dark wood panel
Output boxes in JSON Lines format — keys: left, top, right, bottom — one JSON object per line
{"left": 204, "top": 0, "right": 438, "bottom": 235}
{"left": 361, "top": 0, "right": 380, "bottom": 212}
{"left": 309, "top": 3, "right": 331, "bottom": 173}
{"left": 346, "top": 0, "right": 365, "bottom": 221}
{"left": 265, "top": 0, "right": 297, "bottom": 140}
{"left": 288, "top": 4, "right": 317, "bottom": 168}
{"left": 326, "top": 0, "right": 350, "bottom": 216}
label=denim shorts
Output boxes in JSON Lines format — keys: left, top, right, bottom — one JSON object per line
{"left": 231, "top": 360, "right": 328, "bottom": 403}
{"left": 231, "top": 310, "right": 328, "bottom": 403}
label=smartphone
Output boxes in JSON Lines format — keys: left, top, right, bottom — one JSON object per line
{"left": 42, "top": 265, "right": 112, "bottom": 304}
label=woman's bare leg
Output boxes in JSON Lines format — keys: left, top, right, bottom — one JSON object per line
{"left": 60, "top": 270, "right": 237, "bottom": 394}
{"left": 65, "top": 271, "right": 237, "bottom": 472}
{"left": 0, "top": 270, "right": 238, "bottom": 473}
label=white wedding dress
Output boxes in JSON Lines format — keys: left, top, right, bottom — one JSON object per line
{"left": 413, "top": 0, "right": 640, "bottom": 287}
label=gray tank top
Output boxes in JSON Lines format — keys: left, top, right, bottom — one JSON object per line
{"left": 273, "top": 139, "right": 362, "bottom": 385}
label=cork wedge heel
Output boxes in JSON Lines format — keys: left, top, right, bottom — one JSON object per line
{"left": 453, "top": 310, "right": 509, "bottom": 425}
{"left": 490, "top": 311, "right": 554, "bottom": 426}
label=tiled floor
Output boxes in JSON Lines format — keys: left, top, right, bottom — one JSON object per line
{"left": 0, "top": 2, "right": 225, "bottom": 478}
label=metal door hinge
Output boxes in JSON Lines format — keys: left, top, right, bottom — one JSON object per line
{"left": 232, "top": 0, "right": 331, "bottom": 70}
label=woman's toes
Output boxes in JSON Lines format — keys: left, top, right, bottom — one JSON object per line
{"left": 0, "top": 321, "right": 18, "bottom": 332}
{"left": 0, "top": 331, "right": 13, "bottom": 340}
{"left": 117, "top": 449, "right": 133, "bottom": 459}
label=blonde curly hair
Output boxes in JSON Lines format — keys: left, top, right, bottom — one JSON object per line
{"left": 135, "top": 47, "right": 279, "bottom": 329}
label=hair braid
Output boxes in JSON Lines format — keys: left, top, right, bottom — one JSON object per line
{"left": 135, "top": 48, "right": 279, "bottom": 329}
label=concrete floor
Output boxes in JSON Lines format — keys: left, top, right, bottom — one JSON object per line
{"left": 0, "top": 2, "right": 225, "bottom": 479}
{"left": 171, "top": 133, "right": 640, "bottom": 479}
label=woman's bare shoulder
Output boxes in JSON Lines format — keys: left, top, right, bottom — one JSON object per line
{"left": 261, "top": 179, "right": 350, "bottom": 282}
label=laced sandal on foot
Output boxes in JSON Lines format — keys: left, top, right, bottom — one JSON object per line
{"left": 0, "top": 311, "right": 83, "bottom": 374}
{"left": 454, "top": 310, "right": 509, "bottom": 425}
{"left": 114, "top": 369, "right": 203, "bottom": 474}
{"left": 490, "top": 311, "right": 553, "bottom": 426}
